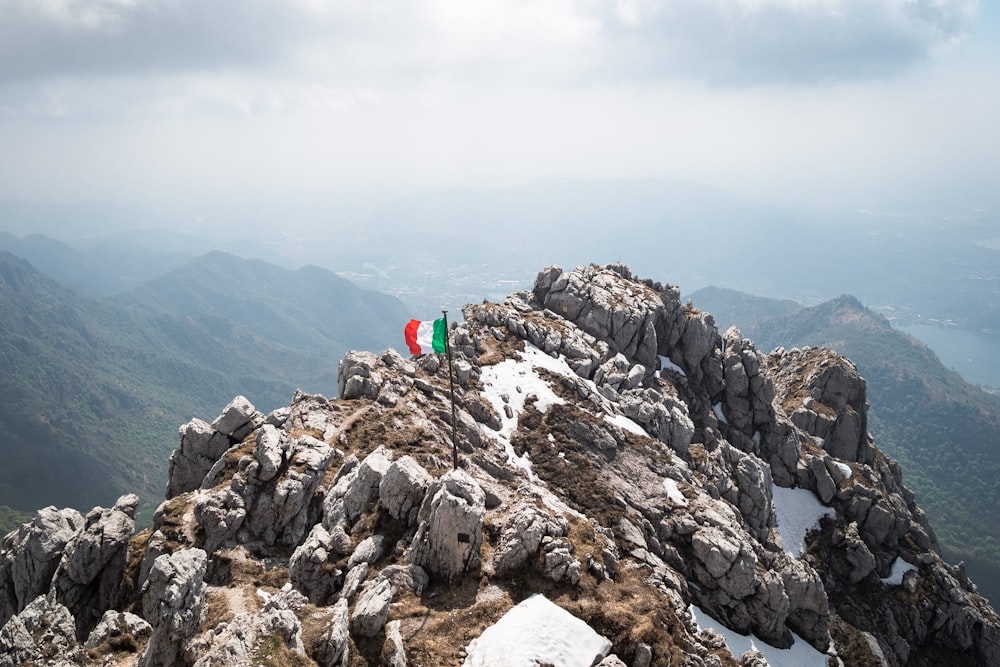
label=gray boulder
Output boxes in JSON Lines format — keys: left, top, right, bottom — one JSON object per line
{"left": 315, "top": 598, "right": 350, "bottom": 667}
{"left": 139, "top": 548, "right": 208, "bottom": 667}
{"left": 51, "top": 494, "right": 137, "bottom": 639}
{"left": 167, "top": 418, "right": 233, "bottom": 498}
{"left": 379, "top": 455, "right": 432, "bottom": 525}
{"left": 408, "top": 469, "right": 486, "bottom": 582}
{"left": 0, "top": 505, "right": 83, "bottom": 627}
{"left": 83, "top": 609, "right": 152, "bottom": 650}
{"left": 0, "top": 594, "right": 82, "bottom": 667}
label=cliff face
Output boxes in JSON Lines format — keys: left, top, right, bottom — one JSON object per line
{"left": 2, "top": 262, "right": 998, "bottom": 667}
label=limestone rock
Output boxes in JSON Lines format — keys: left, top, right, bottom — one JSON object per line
{"left": 338, "top": 350, "right": 383, "bottom": 400}
{"left": 168, "top": 418, "right": 233, "bottom": 499}
{"left": 379, "top": 455, "right": 432, "bottom": 525}
{"left": 289, "top": 523, "right": 343, "bottom": 605}
{"left": 315, "top": 598, "right": 350, "bottom": 667}
{"left": 350, "top": 577, "right": 393, "bottom": 638}
{"left": 83, "top": 609, "right": 152, "bottom": 650}
{"left": 0, "top": 594, "right": 83, "bottom": 667}
{"left": 0, "top": 505, "right": 83, "bottom": 627}
{"left": 51, "top": 494, "right": 137, "bottom": 639}
{"left": 139, "top": 548, "right": 208, "bottom": 667}
{"left": 491, "top": 500, "right": 569, "bottom": 576}
{"left": 408, "top": 469, "right": 486, "bottom": 581}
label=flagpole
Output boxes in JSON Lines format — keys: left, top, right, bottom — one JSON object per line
{"left": 442, "top": 310, "right": 459, "bottom": 470}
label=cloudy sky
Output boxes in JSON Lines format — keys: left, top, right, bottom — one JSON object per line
{"left": 0, "top": 0, "right": 996, "bottom": 225}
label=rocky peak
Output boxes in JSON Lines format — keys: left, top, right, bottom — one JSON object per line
{"left": 2, "top": 262, "right": 998, "bottom": 666}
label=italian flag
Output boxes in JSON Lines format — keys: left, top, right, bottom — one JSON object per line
{"left": 404, "top": 318, "right": 448, "bottom": 355}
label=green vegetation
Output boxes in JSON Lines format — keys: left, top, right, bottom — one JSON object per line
{"left": 0, "top": 504, "right": 32, "bottom": 535}
{"left": 0, "top": 250, "right": 410, "bottom": 517}
{"left": 693, "top": 287, "right": 1000, "bottom": 605}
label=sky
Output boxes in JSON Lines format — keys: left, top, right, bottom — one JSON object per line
{"left": 0, "top": 0, "right": 997, "bottom": 227}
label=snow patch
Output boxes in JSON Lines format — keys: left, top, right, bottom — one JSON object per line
{"left": 830, "top": 460, "right": 853, "bottom": 480}
{"left": 663, "top": 478, "right": 688, "bottom": 507}
{"left": 658, "top": 354, "right": 686, "bottom": 377}
{"left": 604, "top": 413, "right": 649, "bottom": 437}
{"left": 713, "top": 402, "right": 728, "bottom": 424}
{"left": 479, "top": 344, "right": 570, "bottom": 475}
{"left": 882, "top": 557, "right": 917, "bottom": 585}
{"left": 772, "top": 486, "right": 835, "bottom": 557}
{"left": 689, "top": 604, "right": 834, "bottom": 667}
{"left": 465, "top": 594, "right": 612, "bottom": 666}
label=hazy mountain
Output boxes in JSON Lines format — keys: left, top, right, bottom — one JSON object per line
{"left": 691, "top": 285, "right": 1000, "bottom": 603}
{"left": 0, "top": 250, "right": 410, "bottom": 515}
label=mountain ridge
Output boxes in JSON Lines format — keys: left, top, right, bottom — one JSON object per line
{"left": 2, "top": 262, "right": 996, "bottom": 666}
{"left": 690, "top": 284, "right": 1000, "bottom": 604}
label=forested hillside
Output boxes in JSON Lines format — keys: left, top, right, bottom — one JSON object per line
{"left": 0, "top": 250, "right": 410, "bottom": 516}
{"left": 691, "top": 287, "right": 1000, "bottom": 604}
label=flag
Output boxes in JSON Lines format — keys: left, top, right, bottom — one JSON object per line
{"left": 404, "top": 318, "right": 447, "bottom": 355}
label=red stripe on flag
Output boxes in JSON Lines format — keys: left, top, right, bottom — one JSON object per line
{"left": 404, "top": 319, "right": 423, "bottom": 355}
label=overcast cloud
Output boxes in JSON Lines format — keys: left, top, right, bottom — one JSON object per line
{"left": 0, "top": 0, "right": 995, "bottom": 220}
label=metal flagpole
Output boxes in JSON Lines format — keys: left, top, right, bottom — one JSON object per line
{"left": 442, "top": 310, "right": 459, "bottom": 470}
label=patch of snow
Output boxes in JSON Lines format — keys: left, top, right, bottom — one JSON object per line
{"left": 882, "top": 557, "right": 917, "bottom": 585}
{"left": 547, "top": 433, "right": 555, "bottom": 442}
{"left": 465, "top": 594, "right": 612, "bottom": 667}
{"left": 256, "top": 588, "right": 271, "bottom": 603}
{"left": 689, "top": 604, "right": 835, "bottom": 667}
{"left": 713, "top": 402, "right": 728, "bottom": 424}
{"left": 479, "top": 344, "right": 569, "bottom": 476}
{"left": 663, "top": 478, "right": 688, "bottom": 507}
{"left": 604, "top": 413, "right": 649, "bottom": 437}
{"left": 771, "top": 486, "right": 835, "bottom": 557}
{"left": 830, "top": 460, "right": 853, "bottom": 480}
{"left": 658, "top": 354, "right": 686, "bottom": 377}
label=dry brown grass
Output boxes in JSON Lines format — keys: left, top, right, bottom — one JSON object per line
{"left": 559, "top": 567, "right": 723, "bottom": 667}
{"left": 511, "top": 403, "right": 626, "bottom": 530}
{"left": 339, "top": 406, "right": 452, "bottom": 475}
{"left": 389, "top": 577, "right": 513, "bottom": 667}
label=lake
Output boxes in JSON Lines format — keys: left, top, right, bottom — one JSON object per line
{"left": 898, "top": 324, "right": 1000, "bottom": 390}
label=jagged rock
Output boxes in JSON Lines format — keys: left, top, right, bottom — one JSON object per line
{"left": 350, "top": 577, "right": 393, "bottom": 638}
{"left": 4, "top": 261, "right": 998, "bottom": 667}
{"left": 168, "top": 418, "right": 234, "bottom": 498}
{"left": 238, "top": 431, "right": 338, "bottom": 547}
{"left": 139, "top": 548, "right": 208, "bottom": 667}
{"left": 541, "top": 536, "right": 581, "bottom": 584}
{"left": 348, "top": 534, "right": 386, "bottom": 569}
{"left": 315, "top": 598, "right": 350, "bottom": 667}
{"left": 384, "top": 619, "right": 408, "bottom": 667}
{"left": 769, "top": 347, "right": 874, "bottom": 464}
{"left": 51, "top": 494, "right": 137, "bottom": 639}
{"left": 289, "top": 524, "right": 343, "bottom": 605}
{"left": 188, "top": 601, "right": 305, "bottom": 666}
{"left": 212, "top": 395, "right": 264, "bottom": 441}
{"left": 83, "top": 609, "right": 152, "bottom": 649}
{"left": 193, "top": 488, "right": 246, "bottom": 554}
{"left": 408, "top": 469, "right": 485, "bottom": 581}
{"left": 0, "top": 594, "right": 83, "bottom": 667}
{"left": 340, "top": 562, "right": 369, "bottom": 602}
{"left": 326, "top": 446, "right": 394, "bottom": 528}
{"left": 379, "top": 455, "right": 432, "bottom": 525}
{"left": 491, "top": 500, "right": 569, "bottom": 576}
{"left": 0, "top": 505, "right": 83, "bottom": 627}
{"left": 338, "top": 350, "right": 383, "bottom": 399}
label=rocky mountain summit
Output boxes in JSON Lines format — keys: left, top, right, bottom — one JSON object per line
{"left": 2, "top": 262, "right": 999, "bottom": 666}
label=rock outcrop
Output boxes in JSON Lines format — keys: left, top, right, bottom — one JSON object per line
{"left": 1, "top": 262, "right": 997, "bottom": 667}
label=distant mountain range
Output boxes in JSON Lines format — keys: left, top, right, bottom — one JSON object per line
{"left": 0, "top": 249, "right": 410, "bottom": 522}
{"left": 690, "top": 285, "right": 1000, "bottom": 604}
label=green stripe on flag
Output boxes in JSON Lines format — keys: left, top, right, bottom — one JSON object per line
{"left": 432, "top": 317, "right": 448, "bottom": 353}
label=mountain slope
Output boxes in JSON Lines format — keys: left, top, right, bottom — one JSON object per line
{"left": 691, "top": 285, "right": 1000, "bottom": 603}
{"left": 2, "top": 262, "right": 997, "bottom": 666}
{"left": 0, "top": 250, "right": 410, "bottom": 514}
